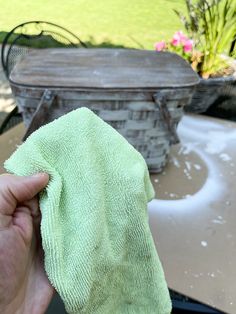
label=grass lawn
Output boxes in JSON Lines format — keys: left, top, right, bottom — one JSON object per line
{"left": 0, "top": 0, "right": 186, "bottom": 49}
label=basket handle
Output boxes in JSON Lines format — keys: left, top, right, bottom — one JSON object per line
{"left": 152, "top": 92, "right": 179, "bottom": 145}
{"left": 23, "top": 89, "right": 56, "bottom": 141}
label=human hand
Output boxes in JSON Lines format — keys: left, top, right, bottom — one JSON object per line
{"left": 0, "top": 173, "right": 54, "bottom": 314}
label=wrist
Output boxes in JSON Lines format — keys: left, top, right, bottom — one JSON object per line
{"left": 1, "top": 303, "right": 45, "bottom": 314}
{"left": 0, "top": 306, "right": 20, "bottom": 314}
{"left": 0, "top": 302, "right": 24, "bottom": 314}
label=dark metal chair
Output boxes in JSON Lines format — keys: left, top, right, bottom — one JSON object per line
{"left": 170, "top": 290, "right": 223, "bottom": 313}
{"left": 0, "top": 21, "right": 86, "bottom": 134}
{"left": 1, "top": 21, "right": 87, "bottom": 79}
{"left": 0, "top": 106, "right": 22, "bottom": 135}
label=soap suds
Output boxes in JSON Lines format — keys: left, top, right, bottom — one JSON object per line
{"left": 219, "top": 153, "right": 232, "bottom": 161}
{"left": 201, "top": 241, "right": 208, "bottom": 247}
{"left": 149, "top": 145, "right": 226, "bottom": 212}
{"left": 148, "top": 116, "right": 235, "bottom": 213}
{"left": 194, "top": 164, "right": 201, "bottom": 170}
{"left": 185, "top": 161, "right": 191, "bottom": 171}
{"left": 171, "top": 157, "right": 181, "bottom": 168}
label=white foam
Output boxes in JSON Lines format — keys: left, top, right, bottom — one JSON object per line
{"left": 149, "top": 145, "right": 226, "bottom": 212}
{"left": 194, "top": 164, "right": 201, "bottom": 170}
{"left": 148, "top": 116, "right": 234, "bottom": 213}
{"left": 201, "top": 241, "right": 208, "bottom": 247}
{"left": 171, "top": 157, "right": 181, "bottom": 168}
{"left": 219, "top": 153, "right": 232, "bottom": 161}
{"left": 178, "top": 116, "right": 236, "bottom": 155}
{"left": 185, "top": 161, "right": 192, "bottom": 171}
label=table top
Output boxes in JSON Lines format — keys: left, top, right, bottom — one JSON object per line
{"left": 1, "top": 114, "right": 236, "bottom": 314}
{"left": 150, "top": 114, "right": 236, "bottom": 314}
{"left": 10, "top": 49, "right": 199, "bottom": 89}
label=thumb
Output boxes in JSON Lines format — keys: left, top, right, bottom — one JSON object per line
{"left": 0, "top": 173, "right": 49, "bottom": 215}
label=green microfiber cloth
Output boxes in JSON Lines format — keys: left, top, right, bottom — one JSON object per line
{"left": 4, "top": 107, "right": 171, "bottom": 314}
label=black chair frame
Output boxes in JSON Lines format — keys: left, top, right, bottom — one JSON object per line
{"left": 0, "top": 106, "right": 22, "bottom": 135}
{"left": 1, "top": 21, "right": 87, "bottom": 78}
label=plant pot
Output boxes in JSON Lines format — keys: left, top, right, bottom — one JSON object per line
{"left": 184, "top": 73, "right": 236, "bottom": 114}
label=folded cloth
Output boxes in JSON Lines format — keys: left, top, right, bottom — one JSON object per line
{"left": 5, "top": 107, "right": 171, "bottom": 314}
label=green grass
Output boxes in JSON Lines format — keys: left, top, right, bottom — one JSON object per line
{"left": 0, "top": 0, "right": 186, "bottom": 49}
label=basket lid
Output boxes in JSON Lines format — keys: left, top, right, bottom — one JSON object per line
{"left": 10, "top": 48, "right": 199, "bottom": 89}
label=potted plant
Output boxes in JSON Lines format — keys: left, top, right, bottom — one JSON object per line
{"left": 155, "top": 0, "right": 236, "bottom": 113}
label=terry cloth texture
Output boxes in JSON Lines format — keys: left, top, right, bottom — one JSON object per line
{"left": 5, "top": 107, "right": 171, "bottom": 314}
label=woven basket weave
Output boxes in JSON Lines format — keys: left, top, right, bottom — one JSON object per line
{"left": 15, "top": 87, "right": 195, "bottom": 173}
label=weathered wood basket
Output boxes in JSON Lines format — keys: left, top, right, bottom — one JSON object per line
{"left": 9, "top": 49, "right": 199, "bottom": 173}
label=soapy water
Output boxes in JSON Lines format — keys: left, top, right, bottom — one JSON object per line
{"left": 148, "top": 116, "right": 236, "bottom": 213}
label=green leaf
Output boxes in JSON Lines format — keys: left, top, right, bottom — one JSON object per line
{"left": 175, "top": 0, "right": 236, "bottom": 76}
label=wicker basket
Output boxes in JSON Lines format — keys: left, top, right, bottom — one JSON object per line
{"left": 9, "top": 49, "right": 199, "bottom": 173}
{"left": 16, "top": 88, "right": 195, "bottom": 172}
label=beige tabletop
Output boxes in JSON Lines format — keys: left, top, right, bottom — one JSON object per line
{"left": 1, "top": 114, "right": 236, "bottom": 313}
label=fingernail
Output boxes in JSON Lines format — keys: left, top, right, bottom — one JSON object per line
{"left": 31, "top": 173, "right": 48, "bottom": 178}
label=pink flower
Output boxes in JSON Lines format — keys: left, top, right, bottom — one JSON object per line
{"left": 154, "top": 41, "right": 166, "bottom": 51}
{"left": 171, "top": 31, "right": 188, "bottom": 46}
{"left": 183, "top": 39, "right": 193, "bottom": 52}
